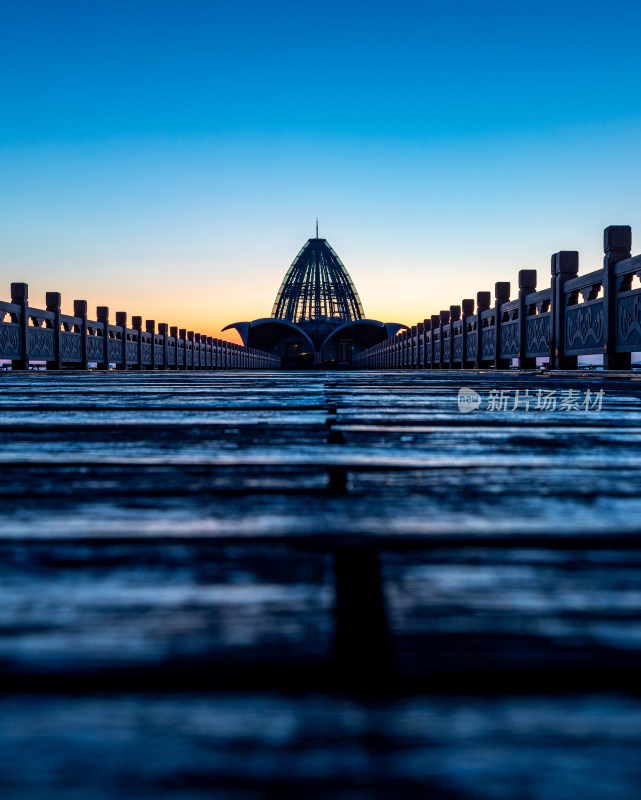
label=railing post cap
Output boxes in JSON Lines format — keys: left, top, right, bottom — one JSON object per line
{"left": 604, "top": 225, "right": 631, "bottom": 252}
{"left": 97, "top": 306, "right": 109, "bottom": 320}
{"left": 11, "top": 282, "right": 28, "bottom": 301}
{"left": 132, "top": 315, "right": 142, "bottom": 329}
{"left": 430, "top": 314, "right": 440, "bottom": 325}
{"left": 477, "top": 290, "right": 491, "bottom": 307}
{"left": 449, "top": 304, "right": 461, "bottom": 320}
{"left": 518, "top": 269, "right": 537, "bottom": 290}
{"left": 115, "top": 311, "right": 127, "bottom": 324}
{"left": 439, "top": 309, "right": 450, "bottom": 323}
{"left": 462, "top": 298, "right": 475, "bottom": 314}
{"left": 46, "top": 292, "right": 62, "bottom": 309}
{"left": 145, "top": 320, "right": 155, "bottom": 332}
{"left": 74, "top": 299, "right": 88, "bottom": 315}
{"left": 551, "top": 251, "right": 579, "bottom": 276}
{"left": 495, "top": 282, "right": 510, "bottom": 300}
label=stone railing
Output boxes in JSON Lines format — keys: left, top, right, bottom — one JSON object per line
{"left": 0, "top": 284, "right": 280, "bottom": 370}
{"left": 354, "top": 225, "right": 641, "bottom": 370}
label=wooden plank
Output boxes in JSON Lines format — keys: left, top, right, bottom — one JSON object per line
{"left": 1, "top": 694, "right": 641, "bottom": 798}
{"left": 1, "top": 370, "right": 641, "bottom": 795}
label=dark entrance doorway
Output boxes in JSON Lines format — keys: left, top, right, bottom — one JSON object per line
{"left": 338, "top": 339, "right": 352, "bottom": 365}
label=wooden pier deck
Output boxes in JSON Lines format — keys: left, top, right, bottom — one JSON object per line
{"left": 2, "top": 370, "right": 641, "bottom": 799}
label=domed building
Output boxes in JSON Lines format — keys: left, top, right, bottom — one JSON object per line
{"left": 224, "top": 233, "right": 406, "bottom": 367}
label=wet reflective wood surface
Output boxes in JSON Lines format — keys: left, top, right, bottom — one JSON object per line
{"left": 2, "top": 370, "right": 641, "bottom": 798}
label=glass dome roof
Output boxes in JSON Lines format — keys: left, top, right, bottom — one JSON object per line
{"left": 271, "top": 238, "right": 365, "bottom": 323}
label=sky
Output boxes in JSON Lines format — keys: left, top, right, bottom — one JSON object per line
{"left": 1, "top": 0, "right": 641, "bottom": 342}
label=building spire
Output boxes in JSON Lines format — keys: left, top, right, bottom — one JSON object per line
{"left": 316, "top": 217, "right": 318, "bottom": 238}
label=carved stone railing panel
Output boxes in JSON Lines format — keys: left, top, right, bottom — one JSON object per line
{"left": 617, "top": 292, "right": 641, "bottom": 350}
{"left": 565, "top": 299, "right": 605, "bottom": 355}
{"left": 0, "top": 322, "right": 21, "bottom": 358}
{"left": 86, "top": 335, "right": 104, "bottom": 361}
{"left": 525, "top": 314, "right": 550, "bottom": 357}
{"left": 453, "top": 333, "right": 463, "bottom": 360}
{"left": 614, "top": 255, "right": 641, "bottom": 352}
{"left": 481, "top": 324, "right": 495, "bottom": 359}
{"left": 466, "top": 329, "right": 477, "bottom": 360}
{"left": 108, "top": 338, "right": 122, "bottom": 363}
{"left": 28, "top": 326, "right": 55, "bottom": 360}
{"left": 500, "top": 321, "right": 519, "bottom": 358}
{"left": 60, "top": 331, "right": 82, "bottom": 361}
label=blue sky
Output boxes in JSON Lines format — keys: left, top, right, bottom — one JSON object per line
{"left": 1, "top": 0, "right": 640, "bottom": 335}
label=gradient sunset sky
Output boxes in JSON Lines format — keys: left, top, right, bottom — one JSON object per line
{"left": 1, "top": 0, "right": 640, "bottom": 342}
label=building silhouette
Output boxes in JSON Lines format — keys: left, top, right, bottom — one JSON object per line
{"left": 272, "top": 237, "right": 364, "bottom": 323}
{"left": 224, "top": 234, "right": 406, "bottom": 367}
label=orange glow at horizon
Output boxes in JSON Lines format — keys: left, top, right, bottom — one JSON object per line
{"left": 8, "top": 233, "right": 538, "bottom": 348}
{"left": 15, "top": 265, "right": 496, "bottom": 348}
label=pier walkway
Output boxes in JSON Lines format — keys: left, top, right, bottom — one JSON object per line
{"left": 2, "top": 369, "right": 641, "bottom": 798}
